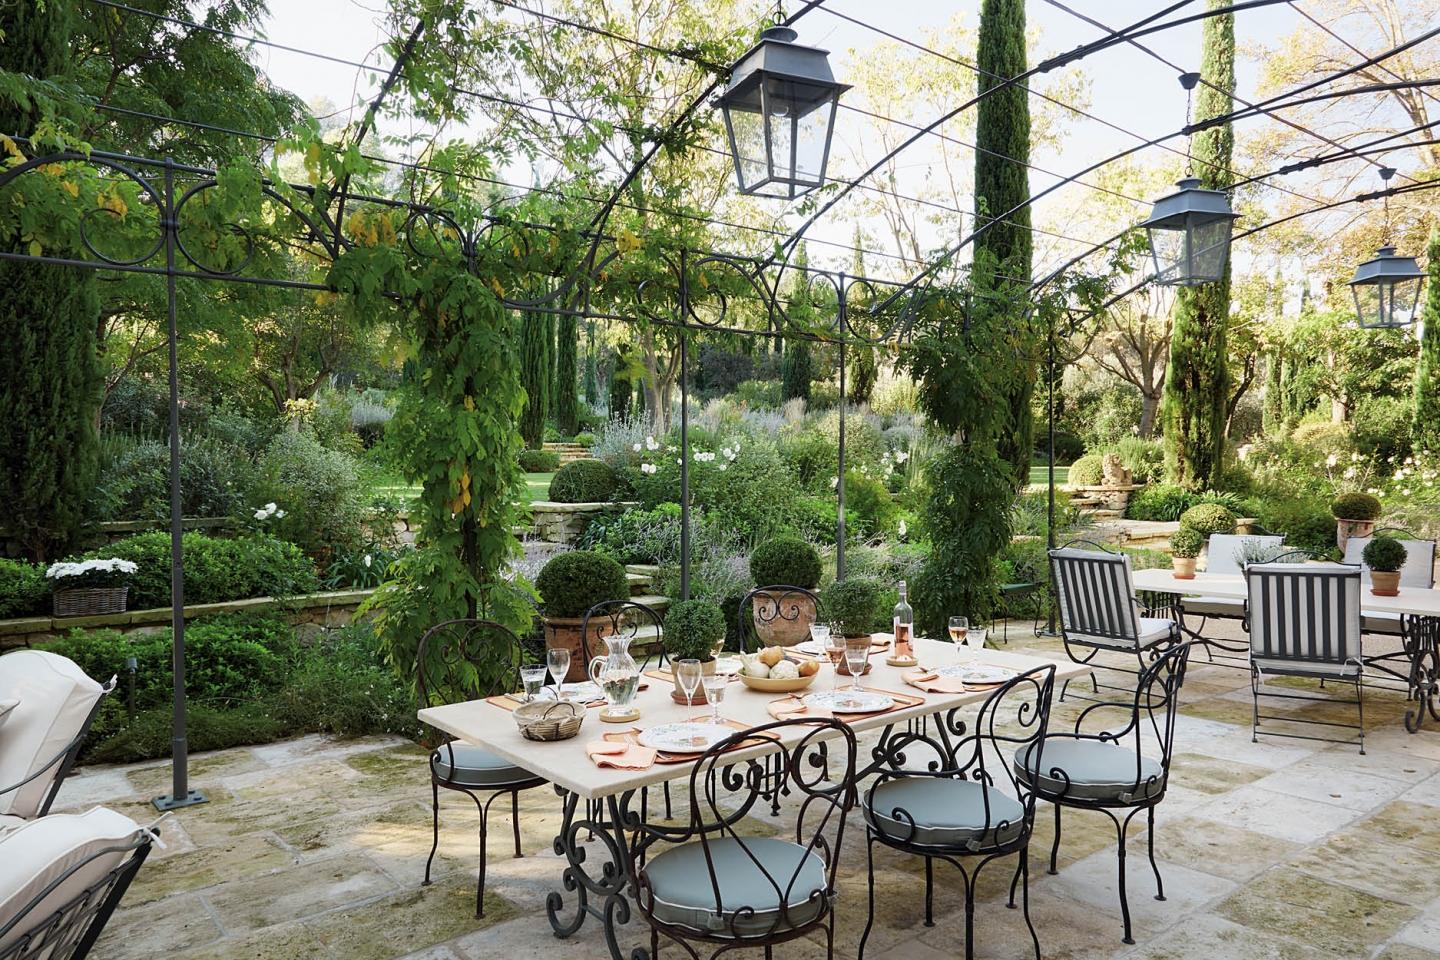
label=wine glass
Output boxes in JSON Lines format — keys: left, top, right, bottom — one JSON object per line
{"left": 676, "top": 658, "right": 702, "bottom": 708}
{"left": 702, "top": 674, "right": 727, "bottom": 726}
{"left": 520, "top": 664, "right": 548, "bottom": 702}
{"left": 843, "top": 639, "right": 868, "bottom": 702}
{"left": 949, "top": 617, "right": 973, "bottom": 665}
{"left": 822, "top": 626, "right": 846, "bottom": 691}
{"left": 808, "top": 621, "right": 831, "bottom": 652}
{"left": 546, "top": 648, "right": 571, "bottom": 698}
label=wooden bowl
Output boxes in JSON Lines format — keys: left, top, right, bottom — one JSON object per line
{"left": 738, "top": 663, "right": 819, "bottom": 694}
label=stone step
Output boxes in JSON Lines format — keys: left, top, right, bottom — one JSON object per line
{"left": 626, "top": 573, "right": 653, "bottom": 594}
{"left": 628, "top": 594, "right": 671, "bottom": 613}
{"left": 1083, "top": 508, "right": 1125, "bottom": 521}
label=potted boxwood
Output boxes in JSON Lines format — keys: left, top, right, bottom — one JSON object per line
{"left": 535, "top": 550, "right": 630, "bottom": 681}
{"left": 664, "top": 599, "right": 726, "bottom": 702}
{"left": 1332, "top": 492, "right": 1383, "bottom": 552}
{"left": 747, "top": 536, "right": 823, "bottom": 647}
{"left": 820, "top": 577, "right": 883, "bottom": 640}
{"left": 1178, "top": 503, "right": 1237, "bottom": 537}
{"left": 1170, "top": 527, "right": 1203, "bottom": 580}
{"left": 1363, "top": 536, "right": 1407, "bottom": 597}
{"left": 46, "top": 558, "right": 138, "bottom": 617}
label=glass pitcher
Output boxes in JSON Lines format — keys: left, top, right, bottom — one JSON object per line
{"left": 589, "top": 634, "right": 641, "bottom": 720}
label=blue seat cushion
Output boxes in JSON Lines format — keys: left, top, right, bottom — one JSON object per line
{"left": 1014, "top": 736, "right": 1163, "bottom": 803}
{"left": 864, "top": 778, "right": 1026, "bottom": 849}
{"left": 642, "top": 837, "right": 828, "bottom": 937}
{"left": 431, "top": 743, "right": 540, "bottom": 788}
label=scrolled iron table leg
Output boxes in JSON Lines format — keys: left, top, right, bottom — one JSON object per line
{"left": 1403, "top": 616, "right": 1440, "bottom": 734}
{"left": 546, "top": 787, "right": 645, "bottom": 960}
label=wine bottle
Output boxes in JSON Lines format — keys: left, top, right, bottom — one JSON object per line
{"left": 892, "top": 580, "right": 914, "bottom": 658}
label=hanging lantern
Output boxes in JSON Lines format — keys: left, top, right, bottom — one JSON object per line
{"left": 1350, "top": 245, "right": 1425, "bottom": 329}
{"left": 717, "top": 25, "right": 849, "bottom": 200}
{"left": 1140, "top": 176, "right": 1241, "bottom": 286}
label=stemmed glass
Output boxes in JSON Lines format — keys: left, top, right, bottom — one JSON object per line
{"left": 520, "top": 664, "right": 548, "bottom": 702}
{"left": 820, "top": 625, "right": 846, "bottom": 692}
{"left": 702, "top": 669, "right": 729, "bottom": 726}
{"left": 676, "top": 658, "right": 702, "bottom": 708}
{"left": 949, "top": 616, "right": 974, "bottom": 666}
{"left": 547, "top": 648, "right": 571, "bottom": 699}
{"left": 843, "top": 639, "right": 869, "bottom": 705}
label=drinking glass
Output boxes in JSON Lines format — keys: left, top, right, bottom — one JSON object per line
{"left": 844, "top": 639, "right": 868, "bottom": 696}
{"left": 702, "top": 674, "right": 727, "bottom": 725}
{"left": 547, "top": 648, "right": 571, "bottom": 698}
{"left": 520, "top": 664, "right": 548, "bottom": 702}
{"left": 676, "top": 658, "right": 702, "bottom": 708}
{"left": 949, "top": 617, "right": 974, "bottom": 665}
{"left": 823, "top": 627, "right": 846, "bottom": 691}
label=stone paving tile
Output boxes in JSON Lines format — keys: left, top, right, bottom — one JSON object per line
{"left": 1187, "top": 783, "right": 1366, "bottom": 843}
{"left": 1214, "top": 867, "right": 1417, "bottom": 954}
{"left": 203, "top": 852, "right": 401, "bottom": 932}
{"left": 1168, "top": 751, "right": 1272, "bottom": 795}
{"left": 1039, "top": 848, "right": 1237, "bottom": 938}
{"left": 1291, "top": 831, "right": 1440, "bottom": 907}
{"left": 1249, "top": 757, "right": 1412, "bottom": 811}
{"left": 1376, "top": 946, "right": 1440, "bottom": 960}
{"left": 1123, "top": 914, "right": 1329, "bottom": 960}
{"left": 1146, "top": 815, "right": 1300, "bottom": 883}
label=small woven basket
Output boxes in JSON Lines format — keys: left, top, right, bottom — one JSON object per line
{"left": 53, "top": 587, "right": 129, "bottom": 618}
{"left": 513, "top": 699, "right": 584, "bottom": 742}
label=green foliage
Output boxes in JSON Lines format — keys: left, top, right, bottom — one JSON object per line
{"left": 1069, "top": 454, "right": 1105, "bottom": 486}
{"left": 0, "top": 558, "right": 48, "bottom": 618}
{"left": 1126, "top": 483, "right": 1192, "bottom": 522}
{"left": 1169, "top": 527, "right": 1205, "bottom": 559}
{"left": 519, "top": 312, "right": 552, "bottom": 449}
{"left": 253, "top": 430, "right": 368, "bottom": 556}
{"left": 844, "top": 470, "right": 899, "bottom": 536}
{"left": 554, "top": 314, "right": 579, "bottom": 436}
{"left": 535, "top": 550, "right": 628, "bottom": 619}
{"left": 89, "top": 704, "right": 286, "bottom": 765}
{"left": 748, "top": 536, "right": 822, "bottom": 590}
{"left": 518, "top": 449, "right": 561, "bottom": 473}
{"left": 572, "top": 431, "right": 597, "bottom": 446}
{"left": 1249, "top": 497, "right": 1337, "bottom": 558}
{"left": 92, "top": 435, "right": 256, "bottom": 523}
{"left": 1178, "top": 503, "right": 1237, "bottom": 536}
{"left": 734, "top": 379, "right": 782, "bottom": 408}
{"left": 1362, "top": 535, "right": 1407, "bottom": 573}
{"left": 95, "top": 530, "right": 317, "bottom": 609}
{"left": 1331, "top": 492, "right": 1382, "bottom": 521}
{"left": 548, "top": 459, "right": 618, "bottom": 503}
{"left": 1415, "top": 226, "right": 1440, "bottom": 449}
{"left": 1111, "top": 437, "right": 1165, "bottom": 485}
{"left": 781, "top": 340, "right": 814, "bottom": 402}
{"left": 1161, "top": 0, "right": 1235, "bottom": 491}
{"left": 664, "top": 599, "right": 726, "bottom": 661}
{"left": 821, "top": 577, "right": 884, "bottom": 638}
{"left": 778, "top": 429, "right": 835, "bottom": 491}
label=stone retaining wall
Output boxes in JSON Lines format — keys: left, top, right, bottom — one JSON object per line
{"left": 528, "top": 501, "right": 637, "bottom": 544}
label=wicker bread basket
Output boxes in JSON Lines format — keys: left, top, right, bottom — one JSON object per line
{"left": 513, "top": 699, "right": 585, "bottom": 741}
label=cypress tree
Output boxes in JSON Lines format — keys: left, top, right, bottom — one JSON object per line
{"left": 582, "top": 320, "right": 600, "bottom": 407}
{"left": 608, "top": 345, "right": 633, "bottom": 422}
{"left": 1413, "top": 226, "right": 1440, "bottom": 451}
{"left": 518, "top": 312, "right": 550, "bottom": 449}
{"left": 554, "top": 313, "right": 579, "bottom": 436}
{"left": 973, "top": 0, "right": 1034, "bottom": 484}
{"left": 781, "top": 243, "right": 815, "bottom": 403}
{"left": 0, "top": 1, "right": 103, "bottom": 561}
{"left": 1160, "top": 0, "right": 1234, "bottom": 489}
{"left": 846, "top": 230, "right": 878, "bottom": 405}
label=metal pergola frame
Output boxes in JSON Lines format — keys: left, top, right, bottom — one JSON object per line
{"left": 1, "top": 0, "right": 1435, "bottom": 812}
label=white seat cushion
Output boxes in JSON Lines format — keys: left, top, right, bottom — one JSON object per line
{"left": 0, "top": 807, "right": 141, "bottom": 953}
{"left": 0, "top": 700, "right": 18, "bottom": 728}
{"left": 0, "top": 815, "right": 25, "bottom": 837}
{"left": 1071, "top": 617, "right": 1175, "bottom": 651}
{"left": 431, "top": 743, "right": 540, "bottom": 788}
{"left": 642, "top": 837, "right": 827, "bottom": 937}
{"left": 864, "top": 778, "right": 1026, "bottom": 849}
{"left": 0, "top": 651, "right": 105, "bottom": 818}
{"left": 1253, "top": 657, "right": 1362, "bottom": 679}
{"left": 1179, "top": 596, "right": 1245, "bottom": 619}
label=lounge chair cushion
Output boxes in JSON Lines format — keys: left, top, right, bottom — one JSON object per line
{"left": 864, "top": 777, "right": 1026, "bottom": 849}
{"left": 642, "top": 837, "right": 828, "bottom": 937}
{"left": 1014, "top": 736, "right": 1164, "bottom": 803}
{"left": 0, "top": 651, "right": 105, "bottom": 818}
{"left": 431, "top": 743, "right": 539, "bottom": 788}
{"left": 1070, "top": 617, "right": 1176, "bottom": 652}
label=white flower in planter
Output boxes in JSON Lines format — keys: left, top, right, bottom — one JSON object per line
{"left": 897, "top": 519, "right": 908, "bottom": 538}
{"left": 894, "top": 450, "right": 909, "bottom": 464}
{"left": 632, "top": 443, "right": 642, "bottom": 452}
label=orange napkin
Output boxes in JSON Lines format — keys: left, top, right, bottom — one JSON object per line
{"left": 768, "top": 696, "right": 835, "bottom": 720}
{"left": 903, "top": 669, "right": 967, "bottom": 694}
{"left": 586, "top": 740, "right": 656, "bottom": 769}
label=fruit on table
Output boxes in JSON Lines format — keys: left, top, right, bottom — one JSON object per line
{"left": 742, "top": 656, "right": 771, "bottom": 679}
{"left": 758, "top": 646, "right": 785, "bottom": 667}
{"left": 797, "top": 659, "right": 819, "bottom": 677}
{"left": 770, "top": 660, "right": 799, "bottom": 680}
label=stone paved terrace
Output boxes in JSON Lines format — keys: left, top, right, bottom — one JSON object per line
{"left": 55, "top": 619, "right": 1440, "bottom": 960}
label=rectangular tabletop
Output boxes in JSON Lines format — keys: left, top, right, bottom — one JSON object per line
{"left": 1132, "top": 568, "right": 1440, "bottom": 618}
{"left": 419, "top": 638, "right": 1088, "bottom": 800}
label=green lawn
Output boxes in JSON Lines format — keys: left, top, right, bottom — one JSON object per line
{"left": 1028, "top": 464, "right": 1070, "bottom": 486}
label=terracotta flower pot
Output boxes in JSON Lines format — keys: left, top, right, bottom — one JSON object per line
{"left": 1172, "top": 557, "right": 1197, "bottom": 580}
{"left": 543, "top": 616, "right": 615, "bottom": 683}
{"left": 1371, "top": 571, "right": 1402, "bottom": 597}
{"left": 1336, "top": 518, "right": 1377, "bottom": 552}
{"left": 751, "top": 590, "right": 817, "bottom": 647}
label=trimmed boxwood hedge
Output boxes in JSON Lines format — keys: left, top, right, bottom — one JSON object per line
{"left": 548, "top": 459, "right": 618, "bottom": 503}
{"left": 748, "top": 536, "right": 822, "bottom": 590}
{"left": 535, "top": 549, "right": 629, "bottom": 619}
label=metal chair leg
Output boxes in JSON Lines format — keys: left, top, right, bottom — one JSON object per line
{"left": 1020, "top": 849, "right": 1041, "bottom": 960}
{"left": 1048, "top": 803, "right": 1062, "bottom": 874}
{"left": 423, "top": 779, "right": 440, "bottom": 886}
{"left": 858, "top": 835, "right": 878, "bottom": 960}
{"left": 511, "top": 789, "right": 522, "bottom": 858}
{"left": 1146, "top": 806, "right": 1165, "bottom": 901}
{"left": 1115, "top": 814, "right": 1134, "bottom": 945}
{"left": 924, "top": 856, "right": 935, "bottom": 926}
{"left": 1357, "top": 676, "right": 1367, "bottom": 755}
{"left": 962, "top": 866, "right": 977, "bottom": 960}
{"left": 476, "top": 809, "right": 489, "bottom": 918}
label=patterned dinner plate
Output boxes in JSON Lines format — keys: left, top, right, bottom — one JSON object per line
{"left": 638, "top": 721, "right": 735, "bottom": 752}
{"left": 803, "top": 690, "right": 894, "bottom": 714}
{"left": 538, "top": 681, "right": 603, "bottom": 701}
{"left": 936, "top": 664, "right": 1017, "bottom": 685}
{"left": 793, "top": 639, "right": 828, "bottom": 656}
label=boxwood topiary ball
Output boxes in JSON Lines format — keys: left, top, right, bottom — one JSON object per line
{"left": 548, "top": 459, "right": 618, "bottom": 503}
{"left": 1362, "top": 536, "right": 1407, "bottom": 573}
{"left": 535, "top": 550, "right": 629, "bottom": 619}
{"left": 748, "top": 536, "right": 823, "bottom": 590}
{"left": 1178, "top": 503, "right": 1237, "bottom": 537}
{"left": 1331, "top": 491, "right": 1382, "bottom": 521}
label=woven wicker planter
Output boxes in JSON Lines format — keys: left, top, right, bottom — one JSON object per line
{"left": 53, "top": 587, "right": 129, "bottom": 618}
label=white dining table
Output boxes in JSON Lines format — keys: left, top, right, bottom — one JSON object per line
{"left": 418, "top": 637, "right": 1088, "bottom": 958}
{"left": 1131, "top": 568, "right": 1440, "bottom": 618}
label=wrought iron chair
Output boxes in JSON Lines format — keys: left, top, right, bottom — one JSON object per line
{"left": 1245, "top": 562, "right": 1366, "bottom": 754}
{"left": 629, "top": 718, "right": 856, "bottom": 960}
{"left": 0, "top": 813, "right": 151, "bottom": 960}
{"left": 1175, "top": 533, "right": 1286, "bottom": 653}
{"left": 416, "top": 619, "right": 548, "bottom": 918}
{"left": 858, "top": 665, "right": 1057, "bottom": 960}
{"left": 1015, "top": 641, "right": 1191, "bottom": 945}
{"left": 0, "top": 650, "right": 116, "bottom": 825}
{"left": 1049, "top": 542, "right": 1180, "bottom": 701}
{"left": 736, "top": 584, "right": 824, "bottom": 654}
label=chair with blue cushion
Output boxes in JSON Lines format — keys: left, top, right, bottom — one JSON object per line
{"left": 1014, "top": 641, "right": 1191, "bottom": 945}
{"left": 630, "top": 718, "right": 856, "bottom": 959}
{"left": 416, "top": 619, "right": 547, "bottom": 918}
{"left": 859, "top": 665, "right": 1057, "bottom": 960}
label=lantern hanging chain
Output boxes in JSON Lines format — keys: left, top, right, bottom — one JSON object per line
{"left": 1180, "top": 71, "right": 1200, "bottom": 178}
{"left": 1379, "top": 165, "right": 1395, "bottom": 245}
{"left": 772, "top": 1, "right": 786, "bottom": 26}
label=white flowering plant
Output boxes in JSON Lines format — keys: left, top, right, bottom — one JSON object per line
{"left": 45, "top": 558, "right": 138, "bottom": 591}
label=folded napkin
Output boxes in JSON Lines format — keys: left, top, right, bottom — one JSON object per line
{"left": 903, "top": 669, "right": 968, "bottom": 694}
{"left": 766, "top": 697, "right": 814, "bottom": 720}
{"left": 586, "top": 739, "right": 656, "bottom": 769}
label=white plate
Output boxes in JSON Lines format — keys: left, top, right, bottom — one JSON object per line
{"left": 538, "top": 681, "right": 603, "bottom": 701}
{"left": 936, "top": 664, "right": 1016, "bottom": 685}
{"left": 637, "top": 721, "right": 734, "bottom": 752}
{"left": 803, "top": 690, "right": 894, "bottom": 714}
{"left": 793, "top": 639, "right": 827, "bottom": 656}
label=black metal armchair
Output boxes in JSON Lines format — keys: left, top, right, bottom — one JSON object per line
{"left": 1014, "top": 641, "right": 1191, "bottom": 945}
{"left": 416, "top": 619, "right": 548, "bottom": 918}
{"left": 859, "top": 664, "right": 1057, "bottom": 960}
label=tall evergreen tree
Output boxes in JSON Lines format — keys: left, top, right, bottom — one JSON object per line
{"left": 846, "top": 230, "right": 878, "bottom": 405}
{"left": 0, "top": 1, "right": 103, "bottom": 561}
{"left": 518, "top": 312, "right": 551, "bottom": 449}
{"left": 1160, "top": 0, "right": 1235, "bottom": 489}
{"left": 1413, "top": 226, "right": 1440, "bottom": 451}
{"left": 973, "top": 0, "right": 1035, "bottom": 484}
{"left": 583, "top": 320, "right": 600, "bottom": 408}
{"left": 554, "top": 313, "right": 579, "bottom": 436}
{"left": 781, "top": 244, "right": 815, "bottom": 403}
